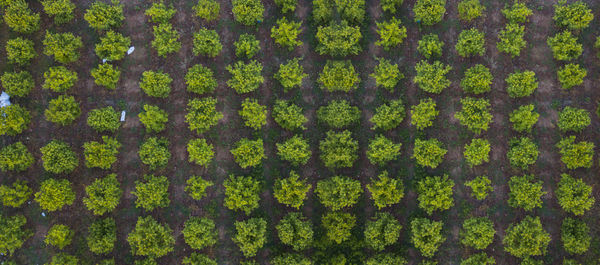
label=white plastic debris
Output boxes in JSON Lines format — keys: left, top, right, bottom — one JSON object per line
{"left": 120, "top": 111, "right": 126, "bottom": 122}
{"left": 41, "top": 212, "right": 46, "bottom": 217}
{"left": 0, "top": 92, "right": 10, "bottom": 108}
{"left": 127, "top": 46, "right": 135, "bottom": 55}
{"left": 102, "top": 58, "right": 108, "bottom": 63}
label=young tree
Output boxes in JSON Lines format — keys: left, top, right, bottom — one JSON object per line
{"left": 43, "top": 66, "right": 78, "bottom": 92}
{"left": 127, "top": 216, "right": 174, "bottom": 257}
{"left": 87, "top": 217, "right": 116, "bottom": 254}
{"left": 139, "top": 104, "right": 168, "bottom": 133}
{"left": 144, "top": 1, "right": 175, "bottom": 24}
{"left": 557, "top": 63, "right": 586, "bottom": 90}
{"left": 364, "top": 212, "right": 401, "bottom": 251}
{"left": 230, "top": 138, "right": 265, "bottom": 168}
{"left": 239, "top": 98, "right": 267, "bottom": 130}
{"left": 319, "top": 130, "right": 359, "bottom": 169}
{"left": 0, "top": 180, "right": 32, "bottom": 208}
{"left": 411, "top": 98, "right": 438, "bottom": 130}
{"left": 417, "top": 34, "right": 444, "bottom": 59}
{"left": 412, "top": 138, "right": 447, "bottom": 168}
{"left": 411, "top": 218, "right": 445, "bottom": 258}
{"left": 509, "top": 104, "right": 539, "bottom": 133}
{"left": 140, "top": 70, "right": 172, "bottom": 98}
{"left": 185, "top": 97, "right": 223, "bottom": 134}
{"left": 465, "top": 176, "right": 493, "bottom": 200}
{"left": 185, "top": 64, "right": 217, "bottom": 95}
{"left": 413, "top": 60, "right": 452, "bottom": 94}
{"left": 231, "top": 0, "right": 264, "bottom": 26}
{"left": 317, "top": 100, "right": 361, "bottom": 128}
{"left": 84, "top": 0, "right": 124, "bottom": 31}
{"left": 555, "top": 174, "right": 594, "bottom": 216}
{"left": 371, "top": 99, "right": 405, "bottom": 131}
{"left": 316, "top": 22, "right": 362, "bottom": 57}
{"left": 83, "top": 174, "right": 122, "bottom": 215}
{"left": 224, "top": 175, "right": 261, "bottom": 214}
{"left": 547, "top": 31, "right": 582, "bottom": 61}
{"left": 233, "top": 218, "right": 267, "bottom": 257}
{"left": 183, "top": 217, "right": 217, "bottom": 250}
{"left": 274, "top": 0, "right": 297, "bottom": 13}
{"left": 460, "top": 217, "right": 495, "bottom": 250}
{"left": 138, "top": 137, "right": 170, "bottom": 170}
{"left": 497, "top": 23, "right": 527, "bottom": 57}
{"left": 503, "top": 216, "right": 551, "bottom": 258}
{"left": 461, "top": 64, "right": 492, "bottom": 94}
{"left": 84, "top": 136, "right": 121, "bottom": 169}
{"left": 87, "top": 106, "right": 120, "bottom": 133}
{"left": 193, "top": 29, "right": 223, "bottom": 57}
{"left": 193, "top": 0, "right": 220, "bottom": 21}
{"left": 45, "top": 224, "right": 73, "bottom": 249}
{"left": 40, "top": 140, "right": 78, "bottom": 174}
{"left": 5, "top": 37, "right": 36, "bottom": 66}
{"left": 0, "top": 214, "right": 32, "bottom": 256}
{"left": 316, "top": 176, "right": 362, "bottom": 210}
{"left": 553, "top": 0, "right": 593, "bottom": 30}
{"left": 34, "top": 178, "right": 75, "bottom": 211}
{"left": 273, "top": 171, "right": 311, "bottom": 209}
{"left": 234, "top": 33, "right": 260, "bottom": 59}
{"left": 455, "top": 28, "right": 485, "bottom": 57}
{"left": 1, "top": 71, "right": 34, "bottom": 97}
{"left": 381, "top": 0, "right": 403, "bottom": 14}
{"left": 276, "top": 135, "right": 311, "bottom": 166}
{"left": 45, "top": 95, "right": 81, "bottom": 126}
{"left": 366, "top": 254, "right": 407, "bottom": 265}
{"left": 0, "top": 142, "right": 34, "bottom": 172}
{"left": 43, "top": 31, "right": 83, "bottom": 64}
{"left": 226, "top": 60, "right": 264, "bottom": 94}
{"left": 274, "top": 58, "right": 307, "bottom": 92}
{"left": 556, "top": 136, "right": 594, "bottom": 170}
{"left": 502, "top": 1, "right": 532, "bottom": 23}
{"left": 413, "top": 0, "right": 446, "bottom": 25}
{"left": 272, "top": 100, "right": 307, "bottom": 130}
{"left": 95, "top": 31, "right": 131, "bottom": 61}
{"left": 184, "top": 175, "right": 213, "bottom": 201}
{"left": 367, "top": 171, "right": 404, "bottom": 209}
{"left": 187, "top": 138, "right": 214, "bottom": 167}
{"left": 318, "top": 60, "right": 360, "bottom": 92}
{"left": 508, "top": 174, "right": 545, "bottom": 211}
{"left": 371, "top": 58, "right": 403, "bottom": 92}
{"left": 506, "top": 70, "right": 538, "bottom": 98}
{"left": 183, "top": 253, "right": 217, "bottom": 265}
{"left": 151, "top": 23, "right": 181, "bottom": 57}
{"left": 276, "top": 212, "right": 313, "bottom": 251}
{"left": 271, "top": 253, "right": 311, "bottom": 265}
{"left": 367, "top": 135, "right": 402, "bottom": 166}
{"left": 133, "top": 174, "right": 170, "bottom": 211}
{"left": 3, "top": 0, "right": 40, "bottom": 34}
{"left": 41, "top": 0, "right": 75, "bottom": 24}
{"left": 47, "top": 253, "right": 78, "bottom": 265}
{"left": 557, "top": 106, "right": 590, "bottom": 133}
{"left": 322, "top": 212, "right": 356, "bottom": 244}
{"left": 464, "top": 138, "right": 490, "bottom": 167}
{"left": 271, "top": 17, "right": 302, "bottom": 50}
{"left": 507, "top": 137, "right": 538, "bottom": 169}
{"left": 312, "top": 0, "right": 365, "bottom": 24}
{"left": 561, "top": 217, "right": 590, "bottom": 255}
{"left": 458, "top": 0, "right": 485, "bottom": 22}
{"left": 91, "top": 63, "right": 121, "bottom": 90}
{"left": 375, "top": 18, "right": 407, "bottom": 50}
{"left": 417, "top": 175, "right": 455, "bottom": 215}
{"left": 461, "top": 253, "right": 495, "bottom": 265}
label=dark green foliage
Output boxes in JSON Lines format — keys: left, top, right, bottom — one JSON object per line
{"left": 1, "top": 71, "right": 33, "bottom": 97}
{"left": 274, "top": 0, "right": 297, "bottom": 13}
{"left": 460, "top": 253, "right": 495, "bottom": 265}
{"left": 364, "top": 212, "right": 401, "bottom": 251}
{"left": 273, "top": 171, "right": 311, "bottom": 209}
{"left": 45, "top": 95, "right": 81, "bottom": 126}
{"left": 87, "top": 106, "right": 120, "bottom": 133}
{"left": 83, "top": 136, "right": 121, "bottom": 169}
{"left": 133, "top": 175, "right": 170, "bottom": 211}
{"left": 230, "top": 138, "right": 265, "bottom": 168}
{"left": 460, "top": 217, "right": 495, "bottom": 250}
{"left": 503, "top": 216, "right": 551, "bottom": 258}
{"left": 182, "top": 253, "right": 217, "bottom": 265}
{"left": 417, "top": 175, "right": 455, "bottom": 215}
{"left": 319, "top": 130, "right": 359, "bottom": 169}
{"left": 316, "top": 176, "right": 362, "bottom": 210}
{"left": 561, "top": 217, "right": 590, "bottom": 255}
{"left": 0, "top": 214, "right": 32, "bottom": 255}
{"left": 276, "top": 212, "right": 313, "bottom": 251}
{"left": 40, "top": 140, "right": 78, "bottom": 174}
{"left": 47, "top": 253, "right": 78, "bottom": 265}
{"left": 555, "top": 174, "right": 594, "bottom": 216}
{"left": 183, "top": 217, "right": 217, "bottom": 250}
{"left": 83, "top": 174, "right": 122, "bottom": 215}
{"left": 138, "top": 137, "right": 171, "bottom": 170}
{"left": 322, "top": 212, "right": 356, "bottom": 244}
{"left": 224, "top": 175, "right": 261, "bottom": 214}
{"left": 0, "top": 142, "right": 34, "bottom": 172}
{"left": 233, "top": 218, "right": 267, "bottom": 257}
{"left": 366, "top": 253, "right": 407, "bottom": 265}
{"left": 87, "top": 218, "right": 116, "bottom": 254}
{"left": 127, "top": 216, "right": 174, "bottom": 257}
{"left": 34, "top": 178, "right": 75, "bottom": 211}
{"left": 410, "top": 218, "right": 445, "bottom": 258}
{"left": 271, "top": 253, "right": 312, "bottom": 265}
{"left": 317, "top": 100, "right": 361, "bottom": 128}
{"left": 0, "top": 180, "right": 32, "bottom": 207}
{"left": 381, "top": 0, "right": 403, "bottom": 14}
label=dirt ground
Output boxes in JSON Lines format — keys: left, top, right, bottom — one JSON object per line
{"left": 2, "top": 0, "right": 600, "bottom": 264}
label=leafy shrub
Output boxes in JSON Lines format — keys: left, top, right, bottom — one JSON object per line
{"left": 317, "top": 100, "right": 361, "bottom": 128}
{"left": 367, "top": 135, "right": 402, "bottom": 166}
{"left": 507, "top": 137, "right": 538, "bottom": 169}
{"left": 0, "top": 104, "right": 30, "bottom": 136}
{"left": 556, "top": 136, "right": 594, "bottom": 169}
{"left": 223, "top": 175, "right": 261, "bottom": 215}
{"left": 3, "top": 0, "right": 40, "bottom": 34}
{"left": 277, "top": 135, "right": 311, "bottom": 166}
{"left": 138, "top": 137, "right": 171, "bottom": 170}
{"left": 557, "top": 63, "right": 586, "bottom": 90}
{"left": 139, "top": 104, "right": 168, "bottom": 133}
{"left": 193, "top": 29, "right": 222, "bottom": 57}
{"left": 509, "top": 104, "right": 539, "bottom": 133}
{"left": 187, "top": 138, "right": 214, "bottom": 167}
{"left": 502, "top": 1, "right": 532, "bottom": 23}
{"left": 506, "top": 70, "right": 538, "bottom": 98}
{"left": 458, "top": 0, "right": 485, "bottom": 22}
{"left": 83, "top": 174, "right": 122, "bottom": 215}
{"left": 41, "top": 0, "right": 75, "bottom": 24}
{"left": 84, "top": 136, "right": 121, "bottom": 169}
{"left": 455, "top": 28, "right": 485, "bottom": 57}
{"left": 411, "top": 218, "right": 445, "bottom": 258}
{"left": 183, "top": 253, "right": 217, "bottom": 265}
{"left": 381, "top": 0, "right": 403, "bottom": 13}
{"left": 275, "top": 58, "right": 307, "bottom": 92}
{"left": 455, "top": 97, "right": 493, "bottom": 134}
{"left": 465, "top": 176, "right": 493, "bottom": 200}
{"left": 553, "top": 0, "right": 593, "bottom": 30}
{"left": 84, "top": 0, "right": 124, "bottom": 31}
{"left": 417, "top": 34, "right": 444, "bottom": 59}
{"left": 226, "top": 60, "right": 264, "bottom": 94}
{"left": 272, "top": 100, "right": 307, "bottom": 130}
{"left": 184, "top": 175, "right": 213, "bottom": 200}
{"left": 0, "top": 142, "right": 33, "bottom": 172}
{"left": 371, "top": 58, "right": 403, "bottom": 92}
{"left": 417, "top": 175, "right": 455, "bottom": 215}
{"left": 0, "top": 180, "right": 32, "bottom": 207}
{"left": 322, "top": 212, "right": 356, "bottom": 244}
{"left": 276, "top": 212, "right": 313, "bottom": 251}
{"left": 183, "top": 217, "right": 217, "bottom": 250}
{"left": 186, "top": 98, "right": 223, "bottom": 134}
{"left": 271, "top": 254, "right": 311, "bottom": 265}
{"left": 413, "top": 60, "right": 452, "bottom": 94}
{"left": 185, "top": 64, "right": 217, "bottom": 95}
{"left": 561, "top": 217, "right": 590, "bottom": 255}
{"left": 133, "top": 174, "right": 170, "bottom": 211}
{"left": 316, "top": 176, "right": 362, "bottom": 210}
{"left": 319, "top": 130, "right": 359, "bottom": 169}
{"left": 95, "top": 31, "right": 131, "bottom": 61}
{"left": 87, "top": 218, "right": 116, "bottom": 254}
{"left": 366, "top": 254, "right": 407, "bottom": 265}
{"left": 140, "top": 70, "right": 172, "bottom": 98}
{"left": 364, "top": 212, "right": 401, "bottom": 251}
{"left": 127, "top": 216, "right": 174, "bottom": 257}
{"left": 271, "top": 18, "right": 302, "bottom": 50}
{"left": 43, "top": 66, "right": 78, "bottom": 93}
{"left": 152, "top": 23, "right": 181, "bottom": 57}
{"left": 312, "top": 0, "right": 365, "bottom": 24}
{"left": 547, "top": 31, "right": 582, "bottom": 61}
{"left": 91, "top": 63, "right": 121, "bottom": 89}
{"left": 87, "top": 106, "right": 120, "bottom": 133}
{"left": 5, "top": 37, "right": 35, "bottom": 66}
{"left": 411, "top": 98, "right": 438, "bottom": 130}
{"left": 239, "top": 98, "right": 267, "bottom": 130}
{"left": 497, "top": 23, "right": 526, "bottom": 57}
{"left": 40, "top": 140, "right": 78, "bottom": 174}
{"left": 273, "top": 171, "right": 311, "bottom": 209}
{"left": 274, "top": 0, "right": 297, "bottom": 13}
{"left": 413, "top": 0, "right": 446, "bottom": 26}
{"left": 235, "top": 33, "right": 260, "bottom": 59}
{"left": 375, "top": 18, "right": 407, "bottom": 50}
{"left": 43, "top": 31, "right": 83, "bottom": 64}
{"left": 47, "top": 254, "right": 78, "bottom": 265}
{"left": 316, "top": 22, "right": 362, "bottom": 57}
{"left": 230, "top": 138, "right": 265, "bottom": 168}
{"left": 144, "top": 1, "right": 175, "bottom": 23}
{"left": 461, "top": 64, "right": 492, "bottom": 94}
{"left": 367, "top": 171, "right": 404, "bottom": 209}
{"left": 412, "top": 138, "right": 447, "bottom": 168}
{"left": 556, "top": 174, "right": 594, "bottom": 216}
{"left": 464, "top": 138, "right": 490, "bottom": 167}
{"left": 508, "top": 174, "right": 545, "bottom": 211}
{"left": 232, "top": 0, "right": 264, "bottom": 26}
{"left": 233, "top": 218, "right": 267, "bottom": 257}
{"left": 461, "top": 253, "right": 495, "bottom": 265}
{"left": 34, "top": 178, "right": 75, "bottom": 211}
{"left": 193, "top": 0, "right": 220, "bottom": 21}
{"left": 319, "top": 60, "right": 360, "bottom": 92}
{"left": 1, "top": 71, "right": 33, "bottom": 97}
{"left": 503, "top": 216, "right": 551, "bottom": 258}
{"left": 45, "top": 224, "right": 73, "bottom": 249}
{"left": 0, "top": 214, "right": 32, "bottom": 255}
{"left": 460, "top": 217, "right": 495, "bottom": 250}
{"left": 371, "top": 99, "right": 405, "bottom": 131}
{"left": 557, "top": 106, "right": 590, "bottom": 133}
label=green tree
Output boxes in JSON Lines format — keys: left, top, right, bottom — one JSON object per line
{"left": 87, "top": 106, "right": 120, "bottom": 133}
{"left": 273, "top": 171, "right": 311, "bottom": 209}
{"left": 371, "top": 99, "right": 405, "bottom": 131}
{"left": 371, "top": 58, "right": 403, "bottom": 92}
{"left": 0, "top": 180, "right": 32, "bottom": 207}
{"left": 411, "top": 218, "right": 445, "bottom": 258}
{"left": 231, "top": 0, "right": 264, "bottom": 26}
{"left": 557, "top": 63, "right": 586, "bottom": 90}
{"left": 274, "top": 0, "right": 297, "bottom": 13}
{"left": 316, "top": 22, "right": 362, "bottom": 57}
{"left": 83, "top": 136, "right": 121, "bottom": 169}
{"left": 547, "top": 31, "right": 582, "bottom": 61}
{"left": 412, "top": 138, "right": 447, "bottom": 168}
{"left": 458, "top": 0, "right": 485, "bottom": 22}
{"left": 40, "top": 140, "right": 78, "bottom": 174}
{"left": 312, "top": 0, "right": 365, "bottom": 25}
{"left": 144, "top": 1, "right": 175, "bottom": 24}
{"left": 561, "top": 217, "right": 590, "bottom": 255}
{"left": 235, "top": 33, "right": 260, "bottom": 59}
{"left": 509, "top": 104, "right": 539, "bottom": 133}
{"left": 43, "top": 66, "right": 78, "bottom": 93}
{"left": 84, "top": 0, "right": 124, "bottom": 31}
{"left": 87, "top": 218, "right": 116, "bottom": 254}
{"left": 322, "top": 212, "right": 356, "bottom": 244}
{"left": 417, "top": 175, "right": 455, "bottom": 215}
{"left": 35, "top": 178, "right": 75, "bottom": 211}
{"left": 367, "top": 171, "right": 404, "bottom": 209}
{"left": 413, "top": 60, "right": 452, "bottom": 94}
{"left": 271, "top": 253, "right": 312, "bottom": 265}
{"left": 0, "top": 142, "right": 34, "bottom": 172}
{"left": 366, "top": 254, "right": 407, "bottom": 265}
{"left": 45, "top": 224, "right": 73, "bottom": 249}
{"left": 127, "top": 216, "right": 174, "bottom": 257}
{"left": 41, "top": 0, "right": 75, "bottom": 24}
{"left": 183, "top": 217, "right": 217, "bottom": 250}
{"left": 133, "top": 174, "right": 170, "bottom": 211}
{"left": 503, "top": 216, "right": 551, "bottom": 258}
{"left": 364, "top": 212, "right": 401, "bottom": 251}
{"left": 464, "top": 138, "right": 490, "bottom": 167}
{"left": 272, "top": 100, "right": 307, "bottom": 130}
{"left": 461, "top": 253, "right": 495, "bottom": 265}
{"left": 187, "top": 138, "right": 214, "bottom": 167}
{"left": 151, "top": 23, "right": 181, "bottom": 57}
{"left": 140, "top": 70, "right": 172, "bottom": 98}
{"left": 276, "top": 212, "right": 313, "bottom": 251}
{"left": 226, "top": 60, "right": 264, "bottom": 94}
{"left": 411, "top": 98, "right": 438, "bottom": 130}
{"left": 274, "top": 58, "right": 307, "bottom": 92}
{"left": 0, "top": 214, "right": 32, "bottom": 255}
{"left": 381, "top": 0, "right": 403, "bottom": 14}
{"left": 277, "top": 135, "right": 311, "bottom": 166}
{"left": 182, "top": 253, "right": 217, "bottom": 265}
{"left": 553, "top": 0, "right": 593, "bottom": 30}
{"left": 239, "top": 98, "right": 267, "bottom": 130}
{"left": 45, "top": 95, "right": 82, "bottom": 125}
{"left": 233, "top": 218, "right": 267, "bottom": 257}
{"left": 455, "top": 28, "right": 485, "bottom": 57}
{"left": 193, "top": 29, "right": 222, "bottom": 57}
{"left": 224, "top": 175, "right": 261, "bottom": 214}
{"left": 139, "top": 104, "right": 168, "bottom": 133}
{"left": 193, "top": 0, "right": 220, "bottom": 21}
{"left": 91, "top": 63, "right": 121, "bottom": 90}
{"left": 3, "top": 0, "right": 40, "bottom": 34}
{"left": 271, "top": 17, "right": 302, "bottom": 50}
{"left": 557, "top": 106, "right": 590, "bottom": 133}
{"left": 95, "top": 31, "right": 131, "bottom": 61}
{"left": 507, "top": 137, "right": 538, "bottom": 169}
{"left": 497, "top": 23, "right": 527, "bottom": 57}
{"left": 83, "top": 174, "right": 122, "bottom": 215}
{"left": 47, "top": 253, "right": 78, "bottom": 265}
{"left": 5, "top": 37, "right": 36, "bottom": 66}
{"left": 185, "top": 97, "right": 223, "bottom": 134}
{"left": 375, "top": 18, "right": 407, "bottom": 50}
{"left": 461, "top": 64, "right": 492, "bottom": 94}
{"left": 43, "top": 31, "right": 83, "bottom": 64}
{"left": 417, "top": 34, "right": 444, "bottom": 59}
{"left": 502, "top": 1, "right": 532, "bottom": 23}
{"left": 367, "top": 135, "right": 402, "bottom": 166}
{"left": 317, "top": 100, "right": 361, "bottom": 128}
{"left": 184, "top": 175, "right": 213, "bottom": 201}
{"left": 230, "top": 138, "right": 265, "bottom": 168}
{"left": 555, "top": 174, "right": 594, "bottom": 216}
{"left": 318, "top": 60, "right": 360, "bottom": 92}
{"left": 1, "top": 71, "right": 34, "bottom": 97}
{"left": 316, "top": 176, "right": 362, "bottom": 210}
{"left": 138, "top": 137, "right": 171, "bottom": 170}
{"left": 465, "top": 176, "right": 493, "bottom": 200}
{"left": 460, "top": 217, "right": 495, "bottom": 250}
{"left": 556, "top": 136, "right": 594, "bottom": 169}
{"left": 506, "top": 70, "right": 538, "bottom": 98}
{"left": 185, "top": 64, "right": 217, "bottom": 95}
{"left": 319, "top": 130, "right": 359, "bottom": 169}
{"left": 413, "top": 0, "right": 446, "bottom": 26}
